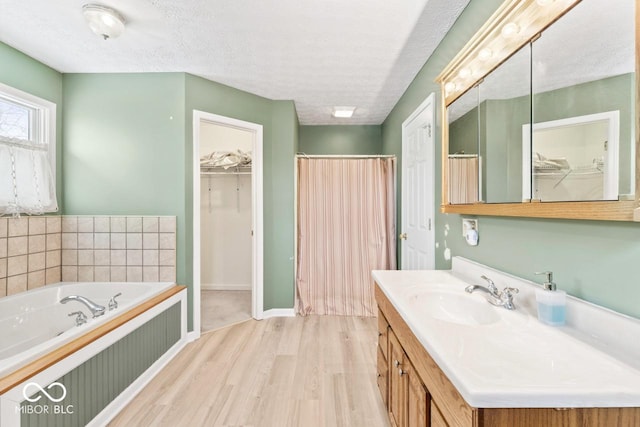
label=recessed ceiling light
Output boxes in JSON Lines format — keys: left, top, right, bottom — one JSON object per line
{"left": 82, "top": 4, "right": 126, "bottom": 40}
{"left": 332, "top": 106, "right": 356, "bottom": 118}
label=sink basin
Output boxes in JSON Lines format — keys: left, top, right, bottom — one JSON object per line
{"left": 408, "top": 291, "right": 500, "bottom": 326}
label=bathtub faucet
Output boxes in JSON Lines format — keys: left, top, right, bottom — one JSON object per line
{"left": 60, "top": 295, "right": 106, "bottom": 318}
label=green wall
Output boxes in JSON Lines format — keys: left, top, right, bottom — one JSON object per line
{"left": 299, "top": 125, "right": 382, "bottom": 155}
{"left": 382, "top": 0, "right": 640, "bottom": 319}
{"left": 0, "top": 42, "right": 64, "bottom": 206}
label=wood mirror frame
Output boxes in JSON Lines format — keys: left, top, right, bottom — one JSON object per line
{"left": 436, "top": 0, "right": 640, "bottom": 221}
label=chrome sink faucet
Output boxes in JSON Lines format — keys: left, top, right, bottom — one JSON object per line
{"left": 465, "top": 275, "right": 519, "bottom": 310}
{"left": 61, "top": 295, "right": 106, "bottom": 318}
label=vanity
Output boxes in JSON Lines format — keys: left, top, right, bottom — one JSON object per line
{"left": 374, "top": 257, "right": 640, "bottom": 426}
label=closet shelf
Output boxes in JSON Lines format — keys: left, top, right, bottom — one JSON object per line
{"left": 200, "top": 165, "right": 252, "bottom": 175}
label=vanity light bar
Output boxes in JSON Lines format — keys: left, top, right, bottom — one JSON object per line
{"left": 435, "top": 0, "right": 580, "bottom": 106}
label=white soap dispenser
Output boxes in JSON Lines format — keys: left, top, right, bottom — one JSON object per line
{"left": 534, "top": 271, "right": 566, "bottom": 326}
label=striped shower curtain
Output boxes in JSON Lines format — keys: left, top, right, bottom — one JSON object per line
{"left": 296, "top": 157, "right": 396, "bottom": 317}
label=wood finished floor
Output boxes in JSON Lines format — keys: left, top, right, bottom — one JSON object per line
{"left": 109, "top": 316, "right": 390, "bottom": 427}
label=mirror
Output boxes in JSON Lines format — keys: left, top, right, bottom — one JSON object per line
{"left": 437, "top": 0, "right": 638, "bottom": 220}
{"left": 478, "top": 44, "right": 531, "bottom": 204}
{"left": 528, "top": 0, "right": 635, "bottom": 202}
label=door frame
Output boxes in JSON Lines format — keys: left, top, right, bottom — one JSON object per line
{"left": 192, "top": 110, "right": 264, "bottom": 339}
{"left": 400, "top": 93, "right": 436, "bottom": 270}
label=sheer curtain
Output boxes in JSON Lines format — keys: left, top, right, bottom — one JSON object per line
{"left": 296, "top": 157, "right": 396, "bottom": 317}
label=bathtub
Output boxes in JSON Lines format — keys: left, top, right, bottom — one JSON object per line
{"left": 0, "top": 282, "right": 187, "bottom": 426}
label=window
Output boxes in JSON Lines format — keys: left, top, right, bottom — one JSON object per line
{"left": 0, "top": 82, "right": 57, "bottom": 215}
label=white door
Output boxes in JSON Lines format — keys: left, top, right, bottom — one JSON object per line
{"left": 401, "top": 93, "right": 435, "bottom": 270}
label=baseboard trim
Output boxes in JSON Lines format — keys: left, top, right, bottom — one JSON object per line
{"left": 262, "top": 308, "right": 296, "bottom": 319}
{"left": 201, "top": 283, "right": 251, "bottom": 291}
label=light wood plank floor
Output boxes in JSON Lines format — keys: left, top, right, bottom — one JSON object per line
{"left": 109, "top": 316, "right": 390, "bottom": 427}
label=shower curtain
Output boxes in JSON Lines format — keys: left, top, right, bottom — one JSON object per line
{"left": 296, "top": 157, "right": 396, "bottom": 317}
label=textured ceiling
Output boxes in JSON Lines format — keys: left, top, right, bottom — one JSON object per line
{"left": 0, "top": 0, "right": 469, "bottom": 125}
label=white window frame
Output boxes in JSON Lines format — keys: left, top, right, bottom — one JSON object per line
{"left": 0, "top": 82, "right": 57, "bottom": 210}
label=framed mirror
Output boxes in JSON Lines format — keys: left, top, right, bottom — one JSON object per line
{"left": 436, "top": 0, "right": 638, "bottom": 221}
{"left": 448, "top": 85, "right": 479, "bottom": 204}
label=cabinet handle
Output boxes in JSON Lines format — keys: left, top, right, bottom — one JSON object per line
{"left": 378, "top": 332, "right": 383, "bottom": 337}
{"left": 399, "top": 368, "right": 405, "bottom": 376}
{"left": 377, "top": 373, "right": 382, "bottom": 378}
{"left": 394, "top": 360, "right": 401, "bottom": 367}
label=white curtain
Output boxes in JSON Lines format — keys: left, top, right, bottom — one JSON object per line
{"left": 0, "top": 138, "right": 57, "bottom": 216}
{"left": 296, "top": 157, "right": 396, "bottom": 317}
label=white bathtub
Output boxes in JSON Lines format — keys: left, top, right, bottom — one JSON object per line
{"left": 0, "top": 281, "right": 175, "bottom": 379}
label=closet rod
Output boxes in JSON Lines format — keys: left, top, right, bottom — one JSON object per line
{"left": 296, "top": 153, "right": 396, "bottom": 159}
{"left": 200, "top": 171, "right": 251, "bottom": 175}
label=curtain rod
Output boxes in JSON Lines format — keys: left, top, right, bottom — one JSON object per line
{"left": 296, "top": 153, "right": 395, "bottom": 159}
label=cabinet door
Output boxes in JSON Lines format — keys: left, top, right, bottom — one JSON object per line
{"left": 378, "top": 308, "right": 390, "bottom": 360}
{"left": 406, "top": 358, "right": 429, "bottom": 427}
{"left": 431, "top": 401, "right": 449, "bottom": 427}
{"left": 388, "top": 330, "right": 407, "bottom": 427}
{"left": 377, "top": 345, "right": 389, "bottom": 407}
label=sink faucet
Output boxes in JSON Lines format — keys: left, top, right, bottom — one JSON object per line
{"left": 60, "top": 295, "right": 106, "bottom": 318}
{"left": 465, "top": 275, "right": 519, "bottom": 310}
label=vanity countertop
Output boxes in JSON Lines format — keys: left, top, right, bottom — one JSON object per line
{"left": 373, "top": 259, "right": 640, "bottom": 408}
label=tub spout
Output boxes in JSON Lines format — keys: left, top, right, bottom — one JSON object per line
{"left": 61, "top": 295, "right": 106, "bottom": 318}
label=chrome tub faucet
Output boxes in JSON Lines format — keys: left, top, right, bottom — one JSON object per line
{"left": 60, "top": 295, "right": 106, "bottom": 318}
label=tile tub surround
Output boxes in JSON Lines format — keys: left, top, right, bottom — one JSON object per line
{"left": 0, "top": 215, "right": 177, "bottom": 297}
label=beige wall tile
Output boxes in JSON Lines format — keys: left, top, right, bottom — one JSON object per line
{"left": 143, "top": 233, "right": 158, "bottom": 250}
{"left": 77, "top": 217, "right": 94, "bottom": 233}
{"left": 159, "top": 216, "right": 176, "bottom": 233}
{"left": 0, "top": 218, "right": 7, "bottom": 238}
{"left": 46, "top": 250, "right": 61, "bottom": 268}
{"left": 94, "top": 233, "right": 110, "bottom": 249}
{"left": 46, "top": 233, "right": 62, "bottom": 251}
{"left": 111, "top": 233, "right": 126, "bottom": 249}
{"left": 159, "top": 266, "right": 176, "bottom": 282}
{"left": 0, "top": 238, "right": 6, "bottom": 258}
{"left": 143, "top": 217, "right": 159, "bottom": 233}
{"left": 0, "top": 278, "right": 6, "bottom": 297}
{"left": 143, "top": 266, "right": 159, "bottom": 282}
{"left": 62, "top": 249, "right": 78, "bottom": 266}
{"left": 94, "top": 217, "right": 110, "bottom": 233}
{"left": 8, "top": 218, "right": 28, "bottom": 237}
{"left": 111, "top": 250, "right": 126, "bottom": 266}
{"left": 45, "top": 267, "right": 61, "bottom": 284}
{"left": 8, "top": 236, "right": 28, "bottom": 256}
{"left": 29, "top": 217, "right": 46, "bottom": 235}
{"left": 126, "top": 266, "right": 142, "bottom": 281}
{"left": 7, "top": 274, "right": 27, "bottom": 295}
{"left": 94, "top": 249, "right": 110, "bottom": 266}
{"left": 0, "top": 258, "right": 6, "bottom": 279}
{"left": 126, "top": 217, "right": 142, "bottom": 233}
{"left": 28, "top": 252, "right": 46, "bottom": 272}
{"left": 94, "top": 266, "right": 110, "bottom": 282}
{"left": 62, "top": 266, "right": 78, "bottom": 281}
{"left": 110, "top": 266, "right": 126, "bottom": 282}
{"left": 28, "top": 270, "right": 46, "bottom": 289}
{"left": 143, "top": 250, "right": 159, "bottom": 266}
{"left": 159, "top": 233, "right": 176, "bottom": 250}
{"left": 126, "top": 250, "right": 142, "bottom": 266}
{"left": 78, "top": 266, "right": 94, "bottom": 281}
{"left": 126, "top": 233, "right": 142, "bottom": 249}
{"left": 62, "top": 233, "right": 77, "bottom": 249}
{"left": 111, "top": 217, "right": 126, "bottom": 233}
{"left": 78, "top": 250, "right": 94, "bottom": 266}
{"left": 7, "top": 255, "right": 28, "bottom": 276}
{"left": 78, "top": 233, "right": 94, "bottom": 249}
{"left": 28, "top": 235, "right": 46, "bottom": 253}
{"left": 46, "top": 216, "right": 62, "bottom": 233}
{"left": 159, "top": 250, "right": 175, "bottom": 266}
{"left": 62, "top": 216, "right": 77, "bottom": 232}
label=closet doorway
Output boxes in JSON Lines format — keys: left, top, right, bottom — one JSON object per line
{"left": 193, "top": 111, "right": 263, "bottom": 336}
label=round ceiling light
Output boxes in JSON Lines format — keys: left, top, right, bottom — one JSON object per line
{"left": 82, "top": 4, "right": 126, "bottom": 40}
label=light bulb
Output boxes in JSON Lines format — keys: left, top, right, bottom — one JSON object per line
{"left": 501, "top": 22, "right": 520, "bottom": 38}
{"left": 478, "top": 48, "right": 493, "bottom": 61}
{"left": 458, "top": 68, "right": 472, "bottom": 79}
{"left": 444, "top": 82, "right": 457, "bottom": 95}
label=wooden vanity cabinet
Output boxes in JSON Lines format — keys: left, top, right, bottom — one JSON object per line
{"left": 375, "top": 284, "right": 640, "bottom": 427}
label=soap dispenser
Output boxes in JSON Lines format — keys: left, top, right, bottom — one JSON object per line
{"left": 534, "top": 271, "right": 566, "bottom": 326}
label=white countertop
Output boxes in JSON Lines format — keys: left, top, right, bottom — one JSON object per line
{"left": 373, "top": 259, "right": 640, "bottom": 408}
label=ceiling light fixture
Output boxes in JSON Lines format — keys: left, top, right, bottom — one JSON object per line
{"left": 332, "top": 106, "right": 356, "bottom": 118}
{"left": 82, "top": 4, "right": 126, "bottom": 40}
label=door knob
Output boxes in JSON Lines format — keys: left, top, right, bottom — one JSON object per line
{"left": 399, "top": 233, "right": 407, "bottom": 240}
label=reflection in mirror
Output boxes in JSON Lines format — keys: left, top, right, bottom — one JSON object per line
{"left": 529, "top": 0, "right": 635, "bottom": 202}
{"left": 478, "top": 44, "right": 531, "bottom": 204}
{"left": 447, "top": 86, "right": 479, "bottom": 204}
